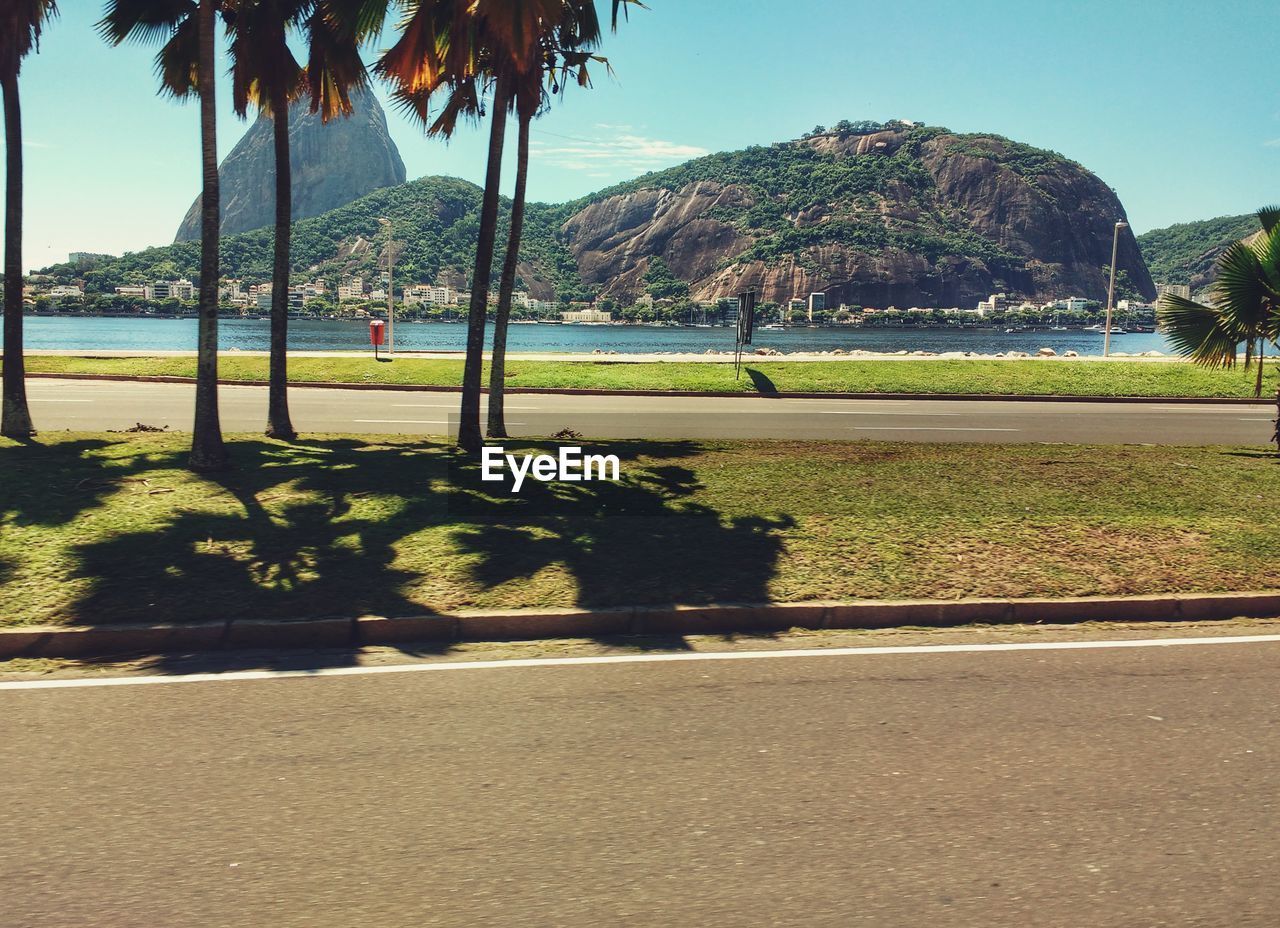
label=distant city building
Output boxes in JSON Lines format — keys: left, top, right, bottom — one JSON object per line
{"left": 807, "top": 292, "right": 826, "bottom": 320}
{"left": 976, "top": 293, "right": 1006, "bottom": 314}
{"left": 561, "top": 308, "right": 613, "bottom": 323}
{"left": 153, "top": 278, "right": 194, "bottom": 301}
{"left": 337, "top": 277, "right": 365, "bottom": 301}
{"left": 1156, "top": 283, "right": 1192, "bottom": 301}
{"left": 115, "top": 284, "right": 154, "bottom": 300}
{"left": 48, "top": 285, "right": 84, "bottom": 299}
{"left": 68, "top": 252, "right": 115, "bottom": 266}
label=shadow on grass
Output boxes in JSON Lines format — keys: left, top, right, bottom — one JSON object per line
{"left": 745, "top": 367, "right": 780, "bottom": 397}
{"left": 2, "top": 436, "right": 795, "bottom": 672}
{"left": 0, "top": 437, "right": 187, "bottom": 527}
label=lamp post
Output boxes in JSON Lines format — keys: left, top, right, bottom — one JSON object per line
{"left": 377, "top": 217, "right": 394, "bottom": 355}
{"left": 1104, "top": 220, "right": 1128, "bottom": 358}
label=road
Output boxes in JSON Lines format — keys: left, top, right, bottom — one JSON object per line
{"left": 3, "top": 636, "right": 1279, "bottom": 927}
{"left": 23, "top": 377, "right": 1276, "bottom": 444}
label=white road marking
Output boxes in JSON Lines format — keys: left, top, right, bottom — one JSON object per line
{"left": 392, "top": 404, "right": 537, "bottom": 410}
{"left": 852, "top": 427, "right": 1019, "bottom": 432}
{"left": 28, "top": 399, "right": 92, "bottom": 403}
{"left": 3, "top": 634, "right": 1278, "bottom": 691}
{"left": 1239, "top": 418, "right": 1274, "bottom": 422}
{"left": 819, "top": 411, "right": 961, "bottom": 417}
{"left": 353, "top": 419, "right": 449, "bottom": 425}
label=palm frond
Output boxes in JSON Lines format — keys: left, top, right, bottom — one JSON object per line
{"left": 152, "top": 14, "right": 200, "bottom": 98}
{"left": 0, "top": 0, "right": 59, "bottom": 72}
{"left": 98, "top": 0, "right": 195, "bottom": 46}
{"left": 1213, "top": 239, "right": 1271, "bottom": 342}
{"left": 1257, "top": 205, "right": 1280, "bottom": 236}
{"left": 1157, "top": 294, "right": 1241, "bottom": 368}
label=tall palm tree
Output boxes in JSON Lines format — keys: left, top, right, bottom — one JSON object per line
{"left": 227, "top": 0, "right": 375, "bottom": 440}
{"left": 1158, "top": 205, "right": 1280, "bottom": 448}
{"left": 377, "top": 0, "right": 517, "bottom": 452}
{"left": 488, "top": 6, "right": 616, "bottom": 438}
{"left": 101, "top": 0, "right": 229, "bottom": 471}
{"left": 0, "top": 0, "right": 58, "bottom": 439}
{"left": 378, "top": 0, "right": 633, "bottom": 451}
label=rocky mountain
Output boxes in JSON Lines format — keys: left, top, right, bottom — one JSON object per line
{"left": 64, "top": 121, "right": 1157, "bottom": 309}
{"left": 1137, "top": 213, "right": 1261, "bottom": 293}
{"left": 174, "top": 86, "right": 406, "bottom": 242}
{"left": 561, "top": 123, "right": 1155, "bottom": 307}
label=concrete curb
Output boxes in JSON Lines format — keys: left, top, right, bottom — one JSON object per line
{"left": 23, "top": 371, "right": 1268, "bottom": 406}
{"left": 3, "top": 591, "right": 1279, "bottom": 660}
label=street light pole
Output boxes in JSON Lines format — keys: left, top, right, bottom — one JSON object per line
{"left": 377, "top": 217, "right": 394, "bottom": 355}
{"left": 1104, "top": 220, "right": 1127, "bottom": 358}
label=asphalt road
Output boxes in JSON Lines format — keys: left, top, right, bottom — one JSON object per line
{"left": 23, "top": 377, "right": 1277, "bottom": 444}
{"left": 3, "top": 637, "right": 1279, "bottom": 927}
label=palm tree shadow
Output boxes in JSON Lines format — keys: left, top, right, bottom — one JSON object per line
{"left": 0, "top": 437, "right": 186, "bottom": 527}
{"left": 745, "top": 367, "right": 780, "bottom": 397}
{"left": 32, "top": 437, "right": 797, "bottom": 671}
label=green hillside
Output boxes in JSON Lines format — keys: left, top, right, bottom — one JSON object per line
{"left": 38, "top": 175, "right": 589, "bottom": 301}
{"left": 1137, "top": 213, "right": 1260, "bottom": 288}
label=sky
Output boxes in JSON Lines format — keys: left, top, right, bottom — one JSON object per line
{"left": 8, "top": 0, "right": 1279, "bottom": 271}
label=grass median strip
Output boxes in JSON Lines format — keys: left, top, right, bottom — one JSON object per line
{"left": 1, "top": 433, "right": 1277, "bottom": 628}
{"left": 15, "top": 355, "right": 1280, "bottom": 398}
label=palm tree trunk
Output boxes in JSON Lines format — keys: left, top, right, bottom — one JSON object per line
{"left": 266, "top": 83, "right": 296, "bottom": 440}
{"left": 458, "top": 78, "right": 510, "bottom": 453}
{"left": 1, "top": 68, "right": 34, "bottom": 438}
{"left": 189, "top": 0, "right": 228, "bottom": 471}
{"left": 1255, "top": 340, "right": 1265, "bottom": 398}
{"left": 487, "top": 109, "right": 530, "bottom": 440}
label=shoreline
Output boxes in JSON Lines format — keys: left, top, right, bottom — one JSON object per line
{"left": 16, "top": 348, "right": 1184, "bottom": 363}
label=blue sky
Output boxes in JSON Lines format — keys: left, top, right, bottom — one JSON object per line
{"left": 10, "top": 0, "right": 1279, "bottom": 270}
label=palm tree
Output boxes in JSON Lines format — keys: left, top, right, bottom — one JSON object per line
{"left": 0, "top": 0, "right": 58, "bottom": 439}
{"left": 377, "top": 0, "right": 516, "bottom": 452}
{"left": 1158, "top": 206, "right": 1280, "bottom": 448}
{"left": 101, "top": 0, "right": 229, "bottom": 471}
{"left": 488, "top": 6, "right": 616, "bottom": 438}
{"left": 379, "top": 0, "right": 633, "bottom": 451}
{"left": 227, "top": 0, "right": 376, "bottom": 440}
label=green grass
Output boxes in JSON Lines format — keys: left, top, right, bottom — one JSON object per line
{"left": 15, "top": 354, "right": 1280, "bottom": 398}
{"left": 2, "top": 433, "right": 1278, "bottom": 628}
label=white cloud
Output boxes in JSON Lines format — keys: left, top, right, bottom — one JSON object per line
{"left": 1265, "top": 138, "right": 1280, "bottom": 148}
{"left": 530, "top": 130, "right": 709, "bottom": 176}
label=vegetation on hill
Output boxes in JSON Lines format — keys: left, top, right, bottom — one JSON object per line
{"left": 36, "top": 121, "right": 1147, "bottom": 308}
{"left": 37, "top": 176, "right": 592, "bottom": 301}
{"left": 567, "top": 124, "right": 1025, "bottom": 270}
{"left": 1137, "top": 213, "right": 1261, "bottom": 287}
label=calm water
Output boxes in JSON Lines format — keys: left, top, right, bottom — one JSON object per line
{"left": 23, "top": 316, "right": 1178, "bottom": 357}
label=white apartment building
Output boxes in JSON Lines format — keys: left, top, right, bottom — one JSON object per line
{"left": 977, "top": 293, "right": 1012, "bottom": 314}
{"left": 153, "top": 278, "right": 195, "bottom": 300}
{"left": 48, "top": 285, "right": 84, "bottom": 299}
{"left": 561, "top": 308, "right": 613, "bottom": 323}
{"left": 337, "top": 277, "right": 365, "bottom": 301}
{"left": 116, "top": 284, "right": 154, "bottom": 300}
{"left": 1156, "top": 283, "right": 1192, "bottom": 301}
{"left": 807, "top": 292, "right": 826, "bottom": 320}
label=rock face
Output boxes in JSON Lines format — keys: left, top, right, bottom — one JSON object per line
{"left": 174, "top": 87, "right": 406, "bottom": 242}
{"left": 560, "top": 125, "right": 1156, "bottom": 307}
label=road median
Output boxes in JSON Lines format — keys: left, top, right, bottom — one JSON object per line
{"left": 21, "top": 370, "right": 1268, "bottom": 404}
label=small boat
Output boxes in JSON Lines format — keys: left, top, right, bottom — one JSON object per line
{"left": 761, "top": 323, "right": 785, "bottom": 330}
